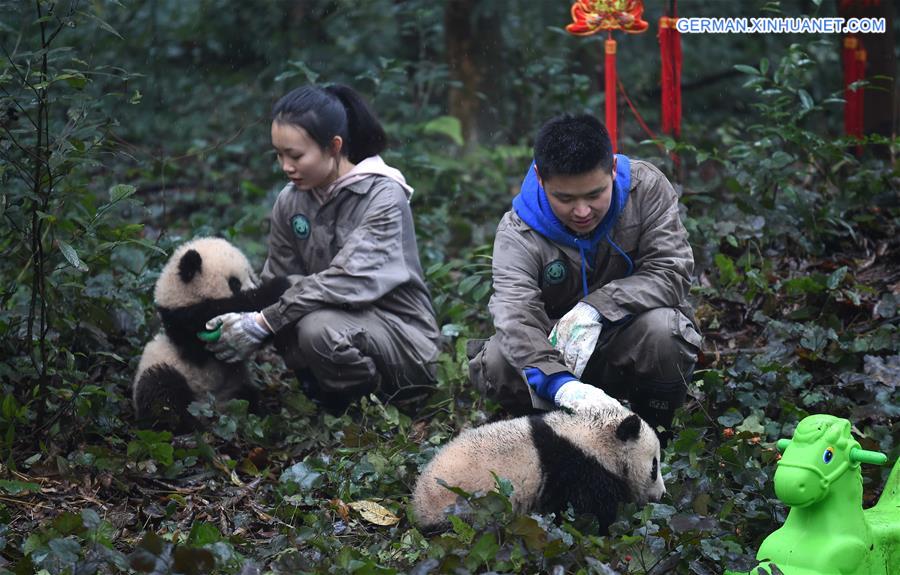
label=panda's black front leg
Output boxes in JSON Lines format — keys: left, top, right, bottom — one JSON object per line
{"left": 242, "top": 276, "right": 291, "bottom": 311}
{"left": 158, "top": 276, "right": 291, "bottom": 357}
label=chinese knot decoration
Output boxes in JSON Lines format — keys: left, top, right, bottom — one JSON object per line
{"left": 566, "top": 0, "right": 649, "bottom": 36}
{"left": 565, "top": 1, "right": 649, "bottom": 152}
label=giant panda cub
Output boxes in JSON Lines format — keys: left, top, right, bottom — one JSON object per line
{"left": 412, "top": 409, "right": 665, "bottom": 533}
{"left": 133, "top": 237, "right": 290, "bottom": 432}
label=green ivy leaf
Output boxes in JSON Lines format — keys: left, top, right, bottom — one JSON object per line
{"left": 826, "top": 266, "right": 848, "bottom": 290}
{"left": 714, "top": 253, "right": 738, "bottom": 287}
{"left": 448, "top": 515, "right": 475, "bottom": 544}
{"left": 467, "top": 532, "right": 499, "bottom": 569}
{"left": 423, "top": 116, "right": 464, "bottom": 146}
{"left": 280, "top": 461, "right": 323, "bottom": 491}
{"left": 47, "top": 537, "right": 81, "bottom": 564}
{"left": 491, "top": 471, "right": 514, "bottom": 499}
{"left": 109, "top": 184, "right": 137, "bottom": 203}
{"left": 0, "top": 480, "right": 41, "bottom": 495}
{"left": 187, "top": 521, "right": 222, "bottom": 546}
{"left": 736, "top": 413, "right": 765, "bottom": 435}
{"left": 717, "top": 409, "right": 743, "bottom": 427}
{"left": 58, "top": 240, "right": 89, "bottom": 272}
{"left": 457, "top": 274, "right": 481, "bottom": 296}
{"left": 734, "top": 64, "right": 760, "bottom": 76}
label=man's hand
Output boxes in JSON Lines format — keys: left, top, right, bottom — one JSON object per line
{"left": 554, "top": 380, "right": 624, "bottom": 413}
{"left": 206, "top": 312, "right": 271, "bottom": 363}
{"left": 549, "top": 302, "right": 602, "bottom": 378}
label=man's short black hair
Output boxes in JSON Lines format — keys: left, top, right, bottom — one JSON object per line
{"left": 533, "top": 113, "right": 614, "bottom": 179}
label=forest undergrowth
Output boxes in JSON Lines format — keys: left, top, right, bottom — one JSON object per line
{"left": 0, "top": 3, "right": 898, "bottom": 574}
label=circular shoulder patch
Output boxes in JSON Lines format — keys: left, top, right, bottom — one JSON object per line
{"left": 543, "top": 259, "right": 567, "bottom": 285}
{"left": 290, "top": 214, "right": 310, "bottom": 239}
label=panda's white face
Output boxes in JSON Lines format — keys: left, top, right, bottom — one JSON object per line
{"left": 154, "top": 238, "right": 259, "bottom": 309}
{"left": 555, "top": 410, "right": 666, "bottom": 505}
{"left": 622, "top": 416, "right": 666, "bottom": 505}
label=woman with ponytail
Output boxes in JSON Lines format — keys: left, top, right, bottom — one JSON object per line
{"left": 206, "top": 84, "right": 440, "bottom": 409}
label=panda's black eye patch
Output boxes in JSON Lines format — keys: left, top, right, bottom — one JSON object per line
{"left": 651, "top": 457, "right": 658, "bottom": 481}
{"left": 228, "top": 276, "right": 242, "bottom": 295}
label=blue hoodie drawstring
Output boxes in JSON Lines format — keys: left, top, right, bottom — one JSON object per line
{"left": 605, "top": 232, "right": 635, "bottom": 276}
{"left": 577, "top": 242, "right": 590, "bottom": 297}
{"left": 575, "top": 235, "right": 632, "bottom": 297}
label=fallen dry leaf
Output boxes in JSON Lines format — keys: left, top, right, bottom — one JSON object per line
{"left": 347, "top": 500, "right": 400, "bottom": 526}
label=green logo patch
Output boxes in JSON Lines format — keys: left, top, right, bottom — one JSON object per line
{"left": 543, "top": 259, "right": 567, "bottom": 285}
{"left": 290, "top": 214, "right": 310, "bottom": 239}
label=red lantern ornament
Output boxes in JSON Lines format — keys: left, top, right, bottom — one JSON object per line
{"left": 566, "top": 0, "right": 648, "bottom": 152}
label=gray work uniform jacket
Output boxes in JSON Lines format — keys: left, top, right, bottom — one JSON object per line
{"left": 490, "top": 159, "right": 696, "bottom": 380}
{"left": 259, "top": 175, "right": 440, "bottom": 349}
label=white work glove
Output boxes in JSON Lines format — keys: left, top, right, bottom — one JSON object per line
{"left": 554, "top": 380, "right": 624, "bottom": 413}
{"left": 206, "top": 312, "right": 271, "bottom": 363}
{"left": 549, "top": 302, "right": 602, "bottom": 378}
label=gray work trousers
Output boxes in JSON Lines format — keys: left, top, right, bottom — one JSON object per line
{"left": 468, "top": 307, "right": 702, "bottom": 428}
{"left": 274, "top": 308, "right": 438, "bottom": 408}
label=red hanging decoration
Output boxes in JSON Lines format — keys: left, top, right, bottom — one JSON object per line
{"left": 854, "top": 45, "right": 866, "bottom": 142}
{"left": 566, "top": 1, "right": 648, "bottom": 153}
{"left": 842, "top": 35, "right": 860, "bottom": 138}
{"left": 658, "top": 9, "right": 681, "bottom": 138}
{"left": 605, "top": 38, "right": 618, "bottom": 151}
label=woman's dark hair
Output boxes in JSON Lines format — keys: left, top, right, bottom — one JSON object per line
{"left": 272, "top": 84, "right": 387, "bottom": 164}
{"left": 533, "top": 113, "right": 614, "bottom": 180}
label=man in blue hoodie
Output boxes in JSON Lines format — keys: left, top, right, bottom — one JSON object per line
{"left": 469, "top": 113, "right": 701, "bottom": 437}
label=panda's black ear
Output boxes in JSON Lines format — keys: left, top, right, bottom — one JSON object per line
{"left": 615, "top": 414, "right": 642, "bottom": 442}
{"left": 178, "top": 249, "right": 203, "bottom": 283}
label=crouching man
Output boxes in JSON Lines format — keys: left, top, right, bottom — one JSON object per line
{"left": 469, "top": 113, "right": 701, "bottom": 440}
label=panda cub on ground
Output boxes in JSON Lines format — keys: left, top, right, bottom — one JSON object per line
{"left": 412, "top": 409, "right": 665, "bottom": 533}
{"left": 133, "top": 237, "right": 289, "bottom": 432}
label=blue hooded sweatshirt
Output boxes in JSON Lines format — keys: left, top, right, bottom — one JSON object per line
{"left": 511, "top": 154, "right": 633, "bottom": 402}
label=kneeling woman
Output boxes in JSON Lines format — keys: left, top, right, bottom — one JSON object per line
{"left": 207, "top": 84, "right": 440, "bottom": 409}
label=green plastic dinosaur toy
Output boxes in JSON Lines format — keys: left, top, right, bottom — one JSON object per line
{"left": 727, "top": 414, "right": 899, "bottom": 575}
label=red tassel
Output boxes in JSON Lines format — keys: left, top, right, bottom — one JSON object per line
{"left": 605, "top": 37, "right": 617, "bottom": 153}
{"left": 842, "top": 35, "right": 858, "bottom": 138}
{"left": 854, "top": 46, "right": 866, "bottom": 140}
{"left": 659, "top": 15, "right": 682, "bottom": 137}
{"left": 672, "top": 17, "right": 682, "bottom": 137}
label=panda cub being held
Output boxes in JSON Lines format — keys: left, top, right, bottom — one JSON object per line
{"left": 133, "top": 237, "right": 289, "bottom": 432}
{"left": 412, "top": 409, "right": 665, "bottom": 533}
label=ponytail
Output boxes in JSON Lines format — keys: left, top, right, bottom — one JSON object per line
{"left": 272, "top": 84, "right": 386, "bottom": 164}
{"left": 325, "top": 84, "right": 387, "bottom": 164}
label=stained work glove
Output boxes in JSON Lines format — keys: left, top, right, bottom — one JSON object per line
{"left": 549, "top": 301, "right": 602, "bottom": 378}
{"left": 206, "top": 312, "right": 271, "bottom": 363}
{"left": 554, "top": 380, "right": 624, "bottom": 413}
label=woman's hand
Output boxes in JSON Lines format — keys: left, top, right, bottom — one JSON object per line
{"left": 206, "top": 312, "right": 271, "bottom": 363}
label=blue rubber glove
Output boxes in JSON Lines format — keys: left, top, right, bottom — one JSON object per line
{"left": 206, "top": 312, "right": 270, "bottom": 363}
{"left": 549, "top": 302, "right": 602, "bottom": 378}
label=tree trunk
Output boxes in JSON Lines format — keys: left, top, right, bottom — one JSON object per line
{"left": 445, "top": 0, "right": 481, "bottom": 146}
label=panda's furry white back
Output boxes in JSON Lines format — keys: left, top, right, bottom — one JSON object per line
{"left": 412, "top": 409, "right": 665, "bottom": 532}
